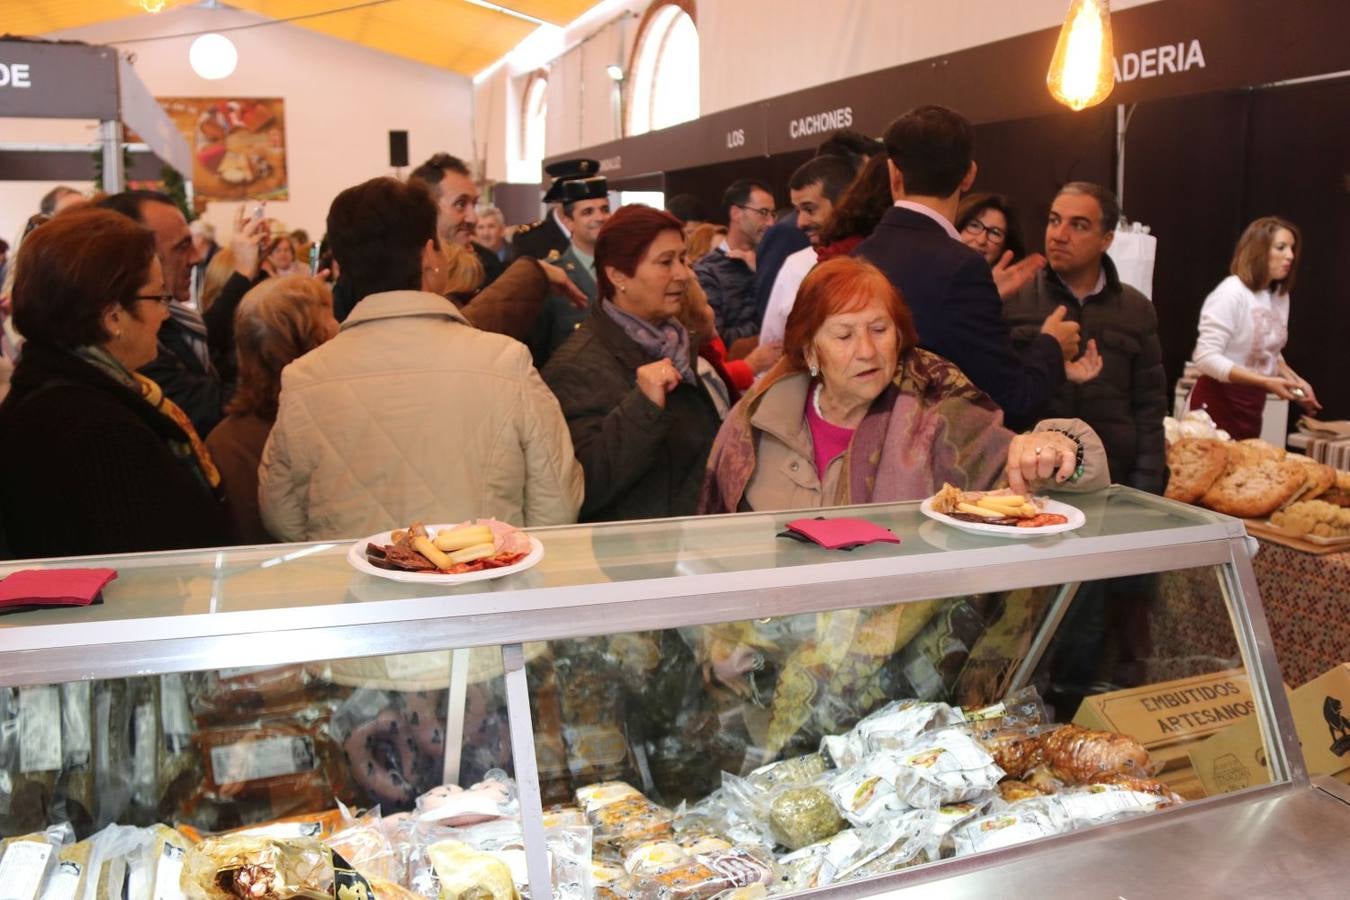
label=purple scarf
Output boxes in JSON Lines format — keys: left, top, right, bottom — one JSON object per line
{"left": 602, "top": 300, "right": 696, "bottom": 385}
{"left": 700, "top": 348, "right": 1014, "bottom": 513}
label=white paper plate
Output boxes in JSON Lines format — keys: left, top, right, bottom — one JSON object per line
{"left": 347, "top": 526, "right": 544, "bottom": 584}
{"left": 919, "top": 496, "right": 1085, "bottom": 539}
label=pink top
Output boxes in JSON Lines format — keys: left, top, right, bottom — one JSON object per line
{"left": 805, "top": 386, "right": 856, "bottom": 478}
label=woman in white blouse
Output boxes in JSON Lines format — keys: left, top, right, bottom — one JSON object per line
{"left": 1186, "top": 217, "right": 1320, "bottom": 438}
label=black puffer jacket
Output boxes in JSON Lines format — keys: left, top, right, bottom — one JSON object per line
{"left": 692, "top": 247, "right": 759, "bottom": 343}
{"left": 1004, "top": 256, "right": 1168, "bottom": 493}
{"left": 542, "top": 308, "right": 724, "bottom": 522}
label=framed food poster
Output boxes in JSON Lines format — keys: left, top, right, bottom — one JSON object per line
{"left": 159, "top": 97, "right": 288, "bottom": 211}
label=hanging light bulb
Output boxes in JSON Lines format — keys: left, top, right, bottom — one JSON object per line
{"left": 189, "top": 33, "right": 238, "bottom": 80}
{"left": 140, "top": 0, "right": 168, "bottom": 12}
{"left": 1046, "top": 0, "right": 1116, "bottom": 111}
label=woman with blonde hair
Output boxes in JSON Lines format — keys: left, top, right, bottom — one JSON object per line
{"left": 685, "top": 222, "right": 727, "bottom": 265}
{"left": 199, "top": 247, "right": 237, "bottom": 314}
{"left": 1186, "top": 216, "right": 1320, "bottom": 438}
{"left": 207, "top": 275, "right": 338, "bottom": 543}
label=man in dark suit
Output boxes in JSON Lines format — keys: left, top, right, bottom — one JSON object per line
{"left": 512, "top": 159, "right": 600, "bottom": 261}
{"left": 854, "top": 105, "right": 1083, "bottom": 431}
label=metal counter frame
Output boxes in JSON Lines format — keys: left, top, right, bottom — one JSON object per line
{"left": 0, "top": 487, "right": 1322, "bottom": 896}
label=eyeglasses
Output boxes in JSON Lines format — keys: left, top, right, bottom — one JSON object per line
{"left": 963, "top": 219, "right": 1007, "bottom": 242}
{"left": 735, "top": 203, "right": 775, "bottom": 219}
{"left": 135, "top": 293, "right": 175, "bottom": 307}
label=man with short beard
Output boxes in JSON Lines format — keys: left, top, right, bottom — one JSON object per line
{"left": 693, "top": 179, "right": 776, "bottom": 347}
{"left": 409, "top": 153, "right": 503, "bottom": 287}
{"left": 759, "top": 154, "right": 858, "bottom": 346}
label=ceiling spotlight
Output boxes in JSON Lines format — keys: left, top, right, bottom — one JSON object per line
{"left": 606, "top": 64, "right": 625, "bottom": 82}
{"left": 189, "top": 33, "right": 238, "bottom": 80}
{"left": 140, "top": 0, "right": 168, "bottom": 12}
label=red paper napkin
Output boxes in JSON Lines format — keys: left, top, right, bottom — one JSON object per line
{"left": 0, "top": 568, "right": 117, "bottom": 612}
{"left": 784, "top": 517, "right": 901, "bottom": 550}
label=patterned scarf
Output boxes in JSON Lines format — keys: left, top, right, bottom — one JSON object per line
{"left": 167, "top": 302, "right": 213, "bottom": 372}
{"left": 601, "top": 300, "right": 696, "bottom": 385}
{"left": 74, "top": 345, "right": 221, "bottom": 491}
{"left": 699, "top": 348, "right": 1013, "bottom": 514}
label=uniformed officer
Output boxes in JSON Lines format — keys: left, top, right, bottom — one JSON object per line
{"left": 511, "top": 158, "right": 601, "bottom": 261}
{"left": 526, "top": 163, "right": 611, "bottom": 366}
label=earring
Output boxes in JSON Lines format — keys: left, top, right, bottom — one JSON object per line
{"left": 619, "top": 284, "right": 627, "bottom": 293}
{"left": 115, "top": 330, "right": 123, "bottom": 338}
{"left": 809, "top": 362, "right": 819, "bottom": 377}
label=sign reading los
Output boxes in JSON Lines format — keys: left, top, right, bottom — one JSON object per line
{"left": 0, "top": 62, "right": 32, "bottom": 88}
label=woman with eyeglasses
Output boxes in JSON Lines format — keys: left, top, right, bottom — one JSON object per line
{"left": 0, "top": 207, "right": 231, "bottom": 559}
{"left": 955, "top": 192, "right": 1044, "bottom": 300}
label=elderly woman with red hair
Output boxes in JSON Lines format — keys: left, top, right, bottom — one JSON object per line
{"left": 543, "top": 205, "right": 731, "bottom": 522}
{"left": 702, "top": 256, "right": 1108, "bottom": 513}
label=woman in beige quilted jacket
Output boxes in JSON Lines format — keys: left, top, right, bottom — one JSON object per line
{"left": 258, "top": 178, "right": 583, "bottom": 541}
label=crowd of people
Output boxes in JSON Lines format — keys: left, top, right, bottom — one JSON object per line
{"left": 0, "top": 104, "right": 1319, "bottom": 560}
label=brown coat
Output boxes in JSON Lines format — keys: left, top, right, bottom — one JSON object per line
{"left": 206, "top": 412, "right": 275, "bottom": 545}
{"left": 455, "top": 257, "right": 551, "bottom": 344}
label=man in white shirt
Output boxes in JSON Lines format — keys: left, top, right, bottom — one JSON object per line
{"left": 759, "top": 155, "right": 859, "bottom": 346}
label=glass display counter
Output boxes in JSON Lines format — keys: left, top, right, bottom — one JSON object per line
{"left": 1, "top": 486, "right": 1344, "bottom": 898}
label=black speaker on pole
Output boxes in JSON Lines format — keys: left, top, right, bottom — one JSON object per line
{"left": 389, "top": 130, "right": 409, "bottom": 169}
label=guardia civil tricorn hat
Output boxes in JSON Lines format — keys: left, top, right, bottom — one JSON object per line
{"left": 543, "top": 158, "right": 607, "bottom": 203}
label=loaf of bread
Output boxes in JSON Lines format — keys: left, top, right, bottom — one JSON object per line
{"left": 1199, "top": 457, "right": 1307, "bottom": 518}
{"left": 1164, "top": 438, "right": 1229, "bottom": 504}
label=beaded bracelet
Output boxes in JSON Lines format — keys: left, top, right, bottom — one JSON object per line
{"left": 1045, "top": 427, "right": 1086, "bottom": 483}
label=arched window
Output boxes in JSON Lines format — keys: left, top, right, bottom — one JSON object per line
{"left": 520, "top": 73, "right": 548, "bottom": 164}
{"left": 627, "top": 2, "right": 699, "bottom": 137}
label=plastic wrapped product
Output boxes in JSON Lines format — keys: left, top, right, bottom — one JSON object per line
{"left": 775, "top": 829, "right": 864, "bottom": 892}
{"left": 821, "top": 700, "right": 964, "bottom": 769}
{"left": 767, "top": 788, "right": 845, "bottom": 851}
{"left": 1055, "top": 781, "right": 1180, "bottom": 828}
{"left": 367, "top": 879, "right": 422, "bottom": 900}
{"left": 950, "top": 798, "right": 1070, "bottom": 857}
{"left": 427, "top": 839, "right": 520, "bottom": 900}
{"left": 971, "top": 727, "right": 1044, "bottom": 780}
{"left": 633, "top": 846, "right": 776, "bottom": 900}
{"left": 325, "top": 819, "right": 400, "bottom": 884}
{"left": 707, "top": 888, "right": 768, "bottom": 900}
{"left": 744, "top": 754, "right": 829, "bottom": 794}
{"left": 576, "top": 781, "right": 643, "bottom": 813}
{"left": 189, "top": 666, "right": 313, "bottom": 726}
{"left": 891, "top": 729, "right": 1005, "bottom": 808}
{"left": 826, "top": 757, "right": 905, "bottom": 828}
{"left": 592, "top": 862, "right": 637, "bottom": 900}
{"left": 0, "top": 824, "right": 70, "bottom": 900}
{"left": 588, "top": 795, "right": 675, "bottom": 852}
{"left": 38, "top": 837, "right": 93, "bottom": 900}
{"left": 194, "top": 712, "right": 343, "bottom": 822}
{"left": 624, "top": 840, "right": 690, "bottom": 877}
{"left": 1037, "top": 726, "right": 1150, "bottom": 783}
{"left": 541, "top": 806, "right": 587, "bottom": 830}
{"left": 71, "top": 823, "right": 143, "bottom": 900}
{"left": 416, "top": 771, "right": 518, "bottom": 826}
{"left": 182, "top": 834, "right": 338, "bottom": 900}
{"left": 996, "top": 780, "right": 1043, "bottom": 804}
{"left": 141, "top": 824, "right": 192, "bottom": 900}
{"left": 924, "top": 796, "right": 998, "bottom": 860}
{"left": 837, "top": 811, "right": 940, "bottom": 880}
